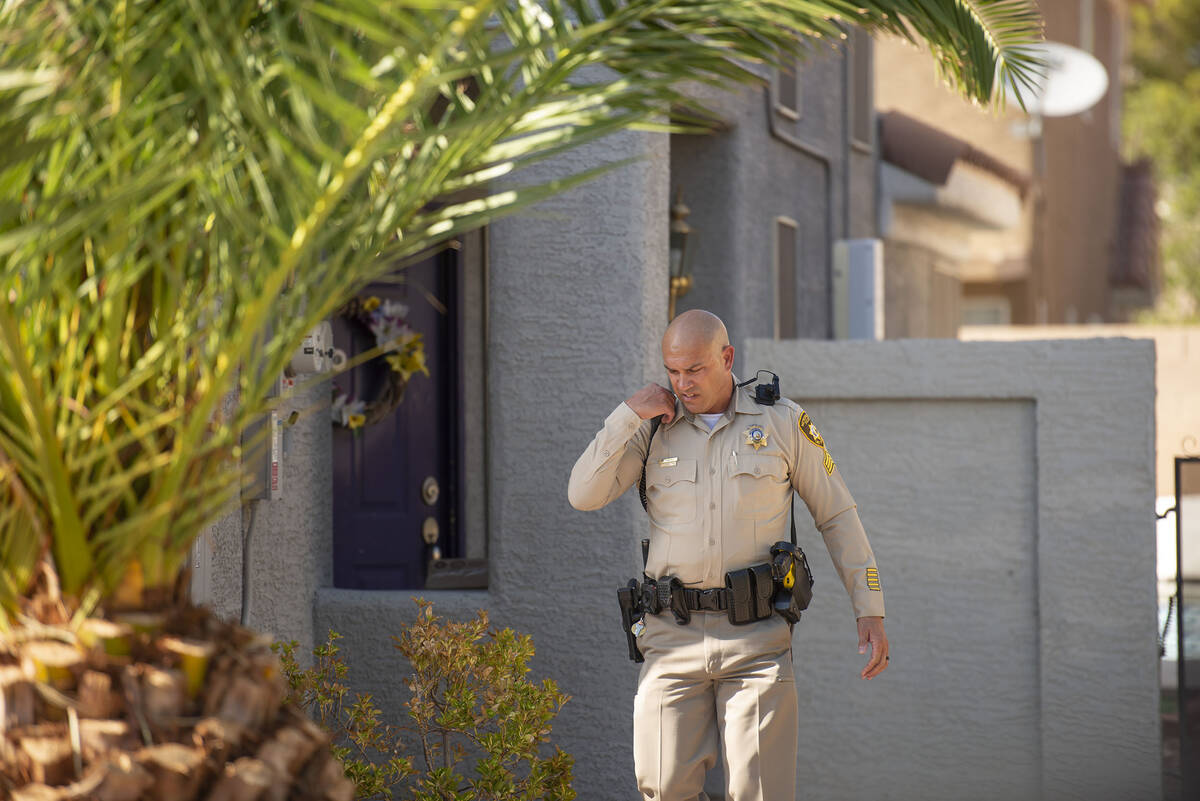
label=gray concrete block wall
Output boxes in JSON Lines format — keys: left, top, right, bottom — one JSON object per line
{"left": 744, "top": 337, "right": 1160, "bottom": 801}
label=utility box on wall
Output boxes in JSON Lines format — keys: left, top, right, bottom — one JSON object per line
{"left": 833, "top": 238, "right": 884, "bottom": 340}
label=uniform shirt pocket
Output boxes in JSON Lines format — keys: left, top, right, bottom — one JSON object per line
{"left": 645, "top": 458, "right": 698, "bottom": 526}
{"left": 731, "top": 452, "right": 790, "bottom": 520}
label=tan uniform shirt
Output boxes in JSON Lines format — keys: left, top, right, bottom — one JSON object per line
{"left": 568, "top": 381, "right": 885, "bottom": 619}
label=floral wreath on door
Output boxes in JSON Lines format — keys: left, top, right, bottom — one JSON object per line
{"left": 330, "top": 295, "right": 428, "bottom": 429}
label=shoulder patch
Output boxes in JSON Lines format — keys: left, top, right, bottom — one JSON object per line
{"left": 797, "top": 411, "right": 825, "bottom": 448}
{"left": 798, "top": 411, "right": 836, "bottom": 475}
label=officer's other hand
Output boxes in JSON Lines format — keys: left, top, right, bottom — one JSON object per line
{"left": 857, "top": 616, "right": 889, "bottom": 680}
{"left": 626, "top": 383, "right": 677, "bottom": 424}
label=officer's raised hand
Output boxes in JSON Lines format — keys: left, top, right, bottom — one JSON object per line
{"left": 626, "top": 383, "right": 677, "bottom": 424}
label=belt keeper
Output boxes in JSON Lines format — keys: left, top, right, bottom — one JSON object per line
{"left": 686, "top": 588, "right": 728, "bottom": 612}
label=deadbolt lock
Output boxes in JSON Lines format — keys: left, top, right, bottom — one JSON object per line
{"left": 421, "top": 476, "right": 440, "bottom": 506}
{"left": 422, "top": 516, "right": 440, "bottom": 545}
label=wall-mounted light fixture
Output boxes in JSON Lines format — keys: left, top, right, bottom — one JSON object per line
{"left": 668, "top": 188, "right": 693, "bottom": 321}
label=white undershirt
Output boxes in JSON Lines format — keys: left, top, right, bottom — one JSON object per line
{"left": 697, "top": 412, "right": 724, "bottom": 430}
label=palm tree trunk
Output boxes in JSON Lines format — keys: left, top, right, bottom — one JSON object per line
{"left": 1, "top": 602, "right": 355, "bottom": 801}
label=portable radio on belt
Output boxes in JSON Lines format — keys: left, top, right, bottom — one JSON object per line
{"left": 619, "top": 370, "right": 815, "bottom": 661}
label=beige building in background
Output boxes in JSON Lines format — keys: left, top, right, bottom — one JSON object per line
{"left": 875, "top": 0, "right": 1158, "bottom": 335}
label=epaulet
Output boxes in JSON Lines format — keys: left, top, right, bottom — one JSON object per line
{"left": 775, "top": 396, "right": 801, "bottom": 414}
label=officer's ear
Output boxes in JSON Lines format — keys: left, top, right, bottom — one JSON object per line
{"left": 721, "top": 344, "right": 735, "bottom": 370}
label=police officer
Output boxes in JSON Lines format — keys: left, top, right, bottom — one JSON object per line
{"left": 568, "top": 309, "right": 888, "bottom": 801}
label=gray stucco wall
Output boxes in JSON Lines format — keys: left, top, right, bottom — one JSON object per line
{"left": 193, "top": 379, "right": 334, "bottom": 659}
{"left": 244, "top": 379, "right": 334, "bottom": 649}
{"left": 317, "top": 126, "right": 670, "bottom": 797}
{"left": 744, "top": 337, "right": 1160, "bottom": 801}
{"left": 319, "top": 336, "right": 1158, "bottom": 801}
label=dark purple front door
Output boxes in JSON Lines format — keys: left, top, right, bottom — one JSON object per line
{"left": 331, "top": 249, "right": 459, "bottom": 589}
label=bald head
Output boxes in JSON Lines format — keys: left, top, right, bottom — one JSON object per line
{"left": 662, "top": 309, "right": 729, "bottom": 354}
{"left": 661, "top": 310, "right": 735, "bottom": 415}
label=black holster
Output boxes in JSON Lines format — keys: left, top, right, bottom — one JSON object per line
{"left": 617, "top": 579, "right": 644, "bottom": 663}
{"left": 769, "top": 541, "right": 814, "bottom": 624}
{"left": 617, "top": 574, "right": 692, "bottom": 663}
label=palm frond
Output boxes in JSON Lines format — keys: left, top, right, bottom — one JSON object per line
{"left": 0, "top": 0, "right": 1042, "bottom": 615}
{"left": 867, "top": 0, "right": 1045, "bottom": 108}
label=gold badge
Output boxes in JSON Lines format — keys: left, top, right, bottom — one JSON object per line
{"left": 659, "top": 456, "right": 678, "bottom": 467}
{"left": 744, "top": 424, "right": 768, "bottom": 450}
{"left": 798, "top": 411, "right": 825, "bottom": 448}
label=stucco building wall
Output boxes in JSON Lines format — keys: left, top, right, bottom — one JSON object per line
{"left": 317, "top": 127, "right": 670, "bottom": 796}
{"left": 671, "top": 45, "right": 873, "bottom": 352}
{"left": 191, "top": 381, "right": 333, "bottom": 652}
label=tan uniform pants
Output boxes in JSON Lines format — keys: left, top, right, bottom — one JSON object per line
{"left": 633, "top": 610, "right": 798, "bottom": 801}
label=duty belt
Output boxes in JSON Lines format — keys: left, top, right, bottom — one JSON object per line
{"left": 649, "top": 580, "right": 735, "bottom": 617}
{"left": 616, "top": 543, "right": 814, "bottom": 663}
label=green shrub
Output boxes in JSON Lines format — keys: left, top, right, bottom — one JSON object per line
{"left": 276, "top": 601, "right": 574, "bottom": 801}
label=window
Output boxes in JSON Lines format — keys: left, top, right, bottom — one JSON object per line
{"left": 775, "top": 60, "right": 800, "bottom": 119}
{"left": 774, "top": 217, "right": 799, "bottom": 339}
{"left": 850, "top": 27, "right": 873, "bottom": 149}
{"left": 961, "top": 297, "right": 1012, "bottom": 327}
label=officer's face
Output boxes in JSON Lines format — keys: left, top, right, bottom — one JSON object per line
{"left": 663, "top": 340, "right": 735, "bottom": 415}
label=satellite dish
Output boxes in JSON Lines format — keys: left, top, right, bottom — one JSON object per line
{"left": 1002, "top": 41, "right": 1109, "bottom": 117}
